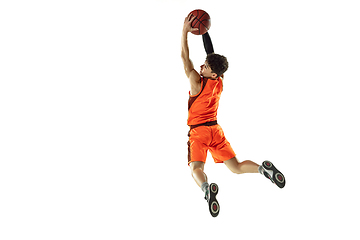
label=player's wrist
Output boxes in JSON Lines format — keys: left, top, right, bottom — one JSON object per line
{"left": 182, "top": 27, "right": 190, "bottom": 34}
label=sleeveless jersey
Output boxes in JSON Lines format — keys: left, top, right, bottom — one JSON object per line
{"left": 187, "top": 77, "right": 223, "bottom": 126}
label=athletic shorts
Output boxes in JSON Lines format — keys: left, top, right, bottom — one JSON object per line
{"left": 187, "top": 124, "right": 236, "bottom": 165}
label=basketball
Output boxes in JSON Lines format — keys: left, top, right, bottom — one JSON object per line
{"left": 188, "top": 9, "right": 211, "bottom": 35}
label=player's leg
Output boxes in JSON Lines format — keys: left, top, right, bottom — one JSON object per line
{"left": 189, "top": 161, "right": 208, "bottom": 188}
{"left": 190, "top": 161, "right": 220, "bottom": 217}
{"left": 188, "top": 126, "right": 211, "bottom": 192}
{"left": 188, "top": 126, "right": 221, "bottom": 217}
{"left": 224, "top": 157, "right": 260, "bottom": 174}
{"left": 225, "top": 157, "right": 286, "bottom": 188}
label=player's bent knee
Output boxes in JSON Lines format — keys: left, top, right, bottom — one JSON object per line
{"left": 224, "top": 157, "right": 243, "bottom": 174}
{"left": 189, "top": 161, "right": 205, "bottom": 172}
{"left": 229, "top": 167, "right": 243, "bottom": 174}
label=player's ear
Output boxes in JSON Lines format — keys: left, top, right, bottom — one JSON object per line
{"left": 211, "top": 72, "right": 218, "bottom": 79}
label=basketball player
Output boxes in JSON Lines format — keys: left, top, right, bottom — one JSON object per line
{"left": 181, "top": 15, "right": 286, "bottom": 217}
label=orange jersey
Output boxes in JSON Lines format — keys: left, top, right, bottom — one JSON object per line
{"left": 187, "top": 77, "right": 223, "bottom": 126}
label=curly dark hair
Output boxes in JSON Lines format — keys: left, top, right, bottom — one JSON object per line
{"left": 206, "top": 53, "right": 228, "bottom": 78}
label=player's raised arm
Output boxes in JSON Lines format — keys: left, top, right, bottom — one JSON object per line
{"left": 181, "top": 15, "right": 201, "bottom": 84}
{"left": 202, "top": 32, "right": 222, "bottom": 79}
{"left": 202, "top": 32, "right": 214, "bottom": 55}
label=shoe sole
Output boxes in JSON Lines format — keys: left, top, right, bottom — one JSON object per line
{"left": 262, "top": 161, "right": 286, "bottom": 188}
{"left": 209, "top": 183, "right": 220, "bottom": 217}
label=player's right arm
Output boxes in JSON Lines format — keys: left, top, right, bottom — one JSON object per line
{"left": 181, "top": 15, "right": 201, "bottom": 94}
{"left": 202, "top": 32, "right": 214, "bottom": 55}
{"left": 202, "top": 32, "right": 224, "bottom": 80}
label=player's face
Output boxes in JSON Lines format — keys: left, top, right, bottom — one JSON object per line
{"left": 200, "top": 61, "right": 217, "bottom": 79}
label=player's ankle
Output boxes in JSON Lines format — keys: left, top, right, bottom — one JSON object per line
{"left": 259, "top": 165, "right": 274, "bottom": 177}
{"left": 258, "top": 165, "right": 264, "bottom": 174}
{"left": 201, "top": 182, "right": 209, "bottom": 192}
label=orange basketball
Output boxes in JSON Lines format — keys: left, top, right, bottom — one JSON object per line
{"left": 188, "top": 9, "right": 211, "bottom": 35}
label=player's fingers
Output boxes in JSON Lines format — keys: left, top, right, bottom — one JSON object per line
{"left": 190, "top": 15, "right": 196, "bottom": 22}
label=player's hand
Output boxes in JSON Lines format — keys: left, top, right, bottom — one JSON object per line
{"left": 183, "top": 14, "right": 199, "bottom": 33}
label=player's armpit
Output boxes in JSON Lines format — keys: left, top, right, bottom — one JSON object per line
{"left": 188, "top": 69, "right": 201, "bottom": 95}
{"left": 182, "top": 58, "right": 200, "bottom": 80}
{"left": 188, "top": 69, "right": 201, "bottom": 84}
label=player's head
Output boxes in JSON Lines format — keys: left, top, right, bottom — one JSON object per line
{"left": 200, "top": 53, "right": 228, "bottom": 79}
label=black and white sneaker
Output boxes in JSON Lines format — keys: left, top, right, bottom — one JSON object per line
{"left": 205, "top": 183, "right": 220, "bottom": 217}
{"left": 260, "top": 161, "right": 286, "bottom": 189}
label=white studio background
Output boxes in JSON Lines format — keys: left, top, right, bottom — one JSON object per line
{"left": 1, "top": 0, "right": 359, "bottom": 239}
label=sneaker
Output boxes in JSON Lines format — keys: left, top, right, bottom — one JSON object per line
{"left": 205, "top": 183, "right": 220, "bottom": 217}
{"left": 260, "top": 161, "right": 286, "bottom": 188}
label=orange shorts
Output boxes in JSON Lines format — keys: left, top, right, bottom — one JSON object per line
{"left": 187, "top": 124, "right": 236, "bottom": 165}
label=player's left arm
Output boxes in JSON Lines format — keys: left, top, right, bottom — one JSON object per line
{"left": 181, "top": 15, "right": 198, "bottom": 77}
{"left": 181, "top": 15, "right": 201, "bottom": 89}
